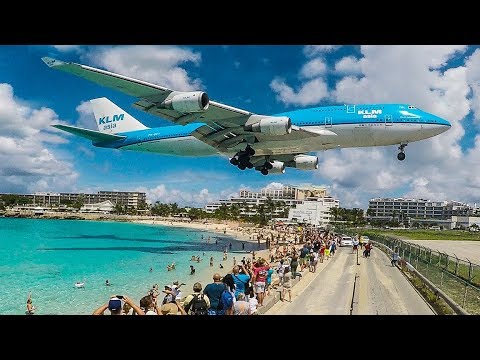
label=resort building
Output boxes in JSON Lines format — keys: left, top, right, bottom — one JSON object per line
{"left": 80, "top": 200, "right": 115, "bottom": 213}
{"left": 287, "top": 197, "right": 340, "bottom": 226}
{"left": 205, "top": 184, "right": 338, "bottom": 221}
{"left": 367, "top": 198, "right": 476, "bottom": 221}
{"left": 0, "top": 191, "right": 146, "bottom": 210}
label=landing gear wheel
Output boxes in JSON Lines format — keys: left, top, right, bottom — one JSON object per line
{"left": 230, "top": 157, "right": 239, "bottom": 166}
{"left": 265, "top": 162, "right": 273, "bottom": 170}
{"left": 397, "top": 152, "right": 405, "bottom": 161}
{"left": 245, "top": 146, "right": 255, "bottom": 156}
{"left": 261, "top": 168, "right": 269, "bottom": 175}
{"left": 238, "top": 164, "right": 246, "bottom": 170}
{"left": 246, "top": 162, "right": 254, "bottom": 169}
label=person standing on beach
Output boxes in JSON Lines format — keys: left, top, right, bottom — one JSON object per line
{"left": 93, "top": 295, "right": 145, "bottom": 315}
{"left": 281, "top": 267, "right": 292, "bottom": 302}
{"left": 252, "top": 258, "right": 270, "bottom": 307}
{"left": 203, "top": 273, "right": 225, "bottom": 315}
{"left": 183, "top": 282, "right": 210, "bottom": 315}
{"left": 232, "top": 264, "right": 250, "bottom": 298}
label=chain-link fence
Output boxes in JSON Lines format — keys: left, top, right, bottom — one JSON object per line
{"left": 360, "top": 232, "right": 480, "bottom": 314}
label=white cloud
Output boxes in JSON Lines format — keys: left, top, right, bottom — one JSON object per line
{"left": 270, "top": 77, "right": 328, "bottom": 106}
{"left": 0, "top": 83, "right": 78, "bottom": 193}
{"left": 139, "top": 184, "right": 215, "bottom": 207}
{"left": 83, "top": 45, "right": 202, "bottom": 91}
{"left": 314, "top": 45, "right": 480, "bottom": 207}
{"left": 303, "top": 45, "right": 341, "bottom": 57}
{"left": 75, "top": 100, "right": 96, "bottom": 130}
{"left": 263, "top": 182, "right": 284, "bottom": 190}
{"left": 52, "top": 45, "right": 82, "bottom": 53}
{"left": 335, "top": 56, "right": 362, "bottom": 74}
{"left": 300, "top": 58, "right": 327, "bottom": 79}
{"left": 465, "top": 49, "right": 480, "bottom": 125}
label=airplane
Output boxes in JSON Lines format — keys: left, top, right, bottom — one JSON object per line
{"left": 42, "top": 56, "right": 451, "bottom": 176}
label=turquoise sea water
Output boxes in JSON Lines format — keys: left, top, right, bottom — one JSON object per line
{"left": 0, "top": 218, "right": 252, "bottom": 315}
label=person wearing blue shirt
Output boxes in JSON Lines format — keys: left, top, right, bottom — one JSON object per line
{"left": 203, "top": 273, "right": 226, "bottom": 315}
{"left": 265, "top": 267, "right": 275, "bottom": 296}
{"left": 232, "top": 264, "right": 250, "bottom": 298}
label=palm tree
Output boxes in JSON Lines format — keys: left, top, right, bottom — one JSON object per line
{"left": 330, "top": 207, "right": 340, "bottom": 223}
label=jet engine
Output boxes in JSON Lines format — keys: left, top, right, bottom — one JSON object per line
{"left": 245, "top": 116, "right": 292, "bottom": 136}
{"left": 161, "top": 91, "right": 209, "bottom": 113}
{"left": 269, "top": 161, "right": 286, "bottom": 174}
{"left": 294, "top": 155, "right": 318, "bottom": 170}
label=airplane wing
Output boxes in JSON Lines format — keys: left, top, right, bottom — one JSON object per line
{"left": 52, "top": 124, "right": 126, "bottom": 143}
{"left": 42, "top": 57, "right": 334, "bottom": 154}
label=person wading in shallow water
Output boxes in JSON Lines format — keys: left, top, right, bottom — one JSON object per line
{"left": 26, "top": 292, "right": 35, "bottom": 315}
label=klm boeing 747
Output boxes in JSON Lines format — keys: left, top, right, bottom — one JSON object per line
{"left": 42, "top": 57, "right": 451, "bottom": 176}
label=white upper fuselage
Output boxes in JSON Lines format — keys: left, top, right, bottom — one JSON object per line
{"left": 101, "top": 103, "right": 451, "bottom": 157}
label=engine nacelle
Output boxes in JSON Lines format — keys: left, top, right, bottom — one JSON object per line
{"left": 245, "top": 116, "right": 292, "bottom": 136}
{"left": 162, "top": 91, "right": 209, "bottom": 113}
{"left": 294, "top": 155, "right": 318, "bottom": 170}
{"left": 269, "top": 161, "right": 286, "bottom": 174}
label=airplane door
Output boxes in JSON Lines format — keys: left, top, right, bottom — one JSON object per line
{"left": 385, "top": 114, "right": 393, "bottom": 126}
{"left": 346, "top": 105, "right": 356, "bottom": 113}
{"left": 325, "top": 117, "right": 332, "bottom": 128}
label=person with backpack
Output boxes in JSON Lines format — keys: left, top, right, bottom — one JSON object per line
{"left": 217, "top": 273, "right": 235, "bottom": 315}
{"left": 183, "top": 282, "right": 210, "bottom": 315}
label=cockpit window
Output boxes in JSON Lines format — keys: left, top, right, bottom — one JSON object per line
{"left": 408, "top": 105, "right": 417, "bottom": 109}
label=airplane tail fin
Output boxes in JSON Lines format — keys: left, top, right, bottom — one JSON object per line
{"left": 90, "top": 97, "right": 149, "bottom": 134}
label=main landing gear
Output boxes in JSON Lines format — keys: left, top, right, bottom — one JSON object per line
{"left": 230, "top": 145, "right": 255, "bottom": 170}
{"left": 258, "top": 161, "right": 273, "bottom": 176}
{"left": 397, "top": 143, "right": 407, "bottom": 161}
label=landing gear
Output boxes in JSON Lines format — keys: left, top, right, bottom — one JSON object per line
{"left": 397, "top": 143, "right": 407, "bottom": 161}
{"left": 230, "top": 145, "right": 255, "bottom": 171}
{"left": 257, "top": 161, "right": 273, "bottom": 175}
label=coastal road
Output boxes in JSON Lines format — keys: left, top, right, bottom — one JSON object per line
{"left": 266, "top": 245, "right": 434, "bottom": 315}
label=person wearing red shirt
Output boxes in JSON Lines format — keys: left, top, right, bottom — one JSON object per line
{"left": 252, "top": 258, "right": 270, "bottom": 307}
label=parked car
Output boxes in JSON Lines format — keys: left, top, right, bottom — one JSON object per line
{"left": 361, "top": 236, "right": 370, "bottom": 244}
{"left": 340, "top": 236, "right": 353, "bottom": 247}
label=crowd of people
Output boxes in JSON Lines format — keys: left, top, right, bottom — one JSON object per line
{"left": 90, "top": 226, "right": 371, "bottom": 315}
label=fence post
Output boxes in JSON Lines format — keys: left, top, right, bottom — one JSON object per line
{"left": 453, "top": 254, "right": 459, "bottom": 276}
{"left": 463, "top": 283, "right": 468, "bottom": 309}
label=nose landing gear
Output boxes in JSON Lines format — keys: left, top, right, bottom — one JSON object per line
{"left": 397, "top": 143, "right": 407, "bottom": 161}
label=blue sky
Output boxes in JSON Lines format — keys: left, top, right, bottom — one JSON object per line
{"left": 1, "top": 45, "right": 480, "bottom": 209}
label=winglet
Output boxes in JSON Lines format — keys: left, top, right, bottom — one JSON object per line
{"left": 41, "top": 57, "right": 66, "bottom": 68}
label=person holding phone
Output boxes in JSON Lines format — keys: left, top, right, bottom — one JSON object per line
{"left": 93, "top": 295, "right": 145, "bottom": 315}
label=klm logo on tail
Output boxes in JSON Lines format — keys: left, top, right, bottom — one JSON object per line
{"left": 98, "top": 114, "right": 125, "bottom": 125}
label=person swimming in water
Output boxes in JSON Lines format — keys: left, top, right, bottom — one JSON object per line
{"left": 105, "top": 279, "right": 110, "bottom": 286}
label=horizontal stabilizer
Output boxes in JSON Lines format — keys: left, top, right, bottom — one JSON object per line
{"left": 52, "top": 124, "right": 126, "bottom": 142}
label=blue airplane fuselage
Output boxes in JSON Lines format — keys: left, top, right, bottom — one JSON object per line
{"left": 95, "top": 103, "right": 450, "bottom": 157}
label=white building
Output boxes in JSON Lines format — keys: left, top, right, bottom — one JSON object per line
{"left": 368, "top": 197, "right": 474, "bottom": 220}
{"left": 80, "top": 200, "right": 114, "bottom": 213}
{"left": 288, "top": 197, "right": 340, "bottom": 226}
{"left": 205, "top": 184, "right": 329, "bottom": 215}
